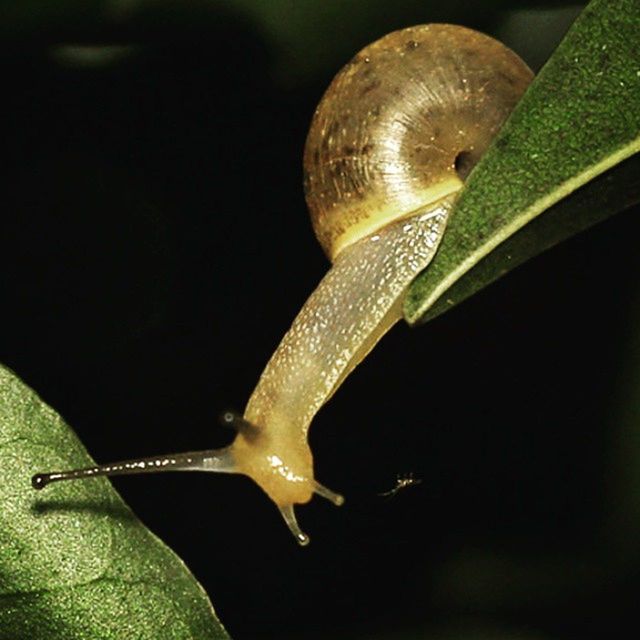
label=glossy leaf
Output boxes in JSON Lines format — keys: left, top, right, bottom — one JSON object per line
{"left": 0, "top": 364, "right": 230, "bottom": 640}
{"left": 404, "top": 0, "right": 640, "bottom": 324}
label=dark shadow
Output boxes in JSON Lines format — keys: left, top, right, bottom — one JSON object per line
{"left": 31, "top": 497, "right": 136, "bottom": 522}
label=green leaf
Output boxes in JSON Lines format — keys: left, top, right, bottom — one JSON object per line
{"left": 0, "top": 364, "right": 230, "bottom": 640}
{"left": 404, "top": 0, "right": 640, "bottom": 324}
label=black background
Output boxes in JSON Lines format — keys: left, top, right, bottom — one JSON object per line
{"left": 2, "top": 1, "right": 639, "bottom": 638}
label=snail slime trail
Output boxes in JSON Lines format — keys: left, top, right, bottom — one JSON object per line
{"left": 33, "top": 24, "right": 533, "bottom": 545}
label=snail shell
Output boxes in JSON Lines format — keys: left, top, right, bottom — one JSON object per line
{"left": 305, "top": 24, "right": 533, "bottom": 259}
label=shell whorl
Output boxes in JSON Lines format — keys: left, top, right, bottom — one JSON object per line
{"left": 303, "top": 24, "right": 533, "bottom": 260}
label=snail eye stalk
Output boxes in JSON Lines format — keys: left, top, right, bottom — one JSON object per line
{"left": 31, "top": 447, "right": 236, "bottom": 490}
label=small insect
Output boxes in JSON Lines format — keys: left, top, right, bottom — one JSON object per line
{"left": 378, "top": 473, "right": 423, "bottom": 498}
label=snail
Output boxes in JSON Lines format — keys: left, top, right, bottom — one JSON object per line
{"left": 32, "top": 24, "right": 533, "bottom": 545}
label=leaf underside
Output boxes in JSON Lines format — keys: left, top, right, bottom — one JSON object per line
{"left": 0, "top": 364, "right": 230, "bottom": 640}
{"left": 404, "top": 0, "right": 640, "bottom": 324}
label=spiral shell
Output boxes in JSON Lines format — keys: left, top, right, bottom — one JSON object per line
{"left": 304, "top": 24, "right": 533, "bottom": 260}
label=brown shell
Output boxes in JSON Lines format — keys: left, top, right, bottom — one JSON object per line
{"left": 303, "top": 24, "right": 533, "bottom": 260}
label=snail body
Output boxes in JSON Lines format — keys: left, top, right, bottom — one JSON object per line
{"left": 33, "top": 25, "right": 533, "bottom": 545}
{"left": 237, "top": 24, "right": 532, "bottom": 538}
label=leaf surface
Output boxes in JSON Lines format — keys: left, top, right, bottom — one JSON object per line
{"left": 0, "top": 364, "right": 230, "bottom": 640}
{"left": 404, "top": 0, "right": 640, "bottom": 324}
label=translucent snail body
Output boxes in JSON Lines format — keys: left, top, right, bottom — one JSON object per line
{"left": 33, "top": 25, "right": 533, "bottom": 545}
